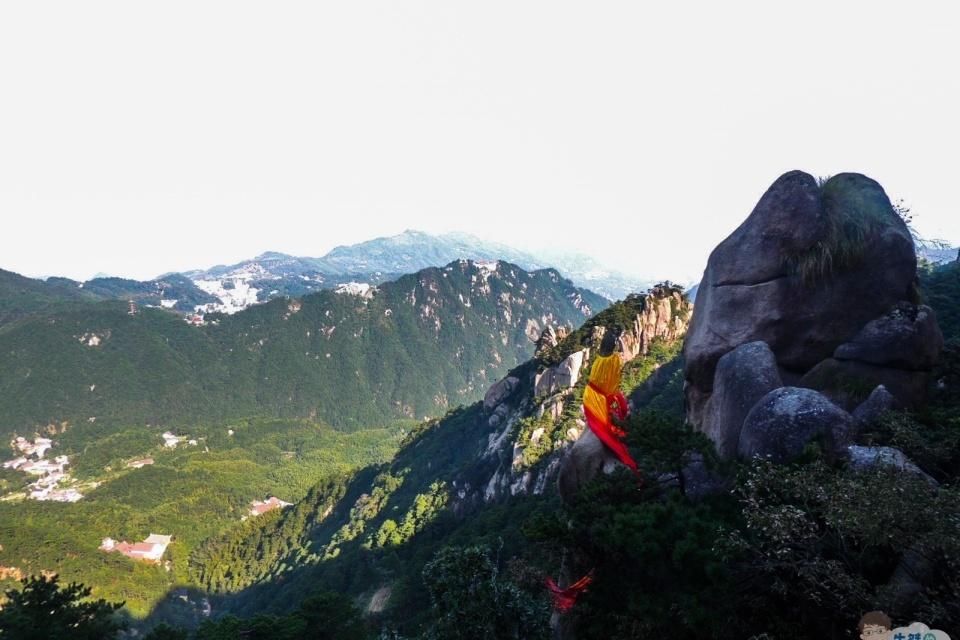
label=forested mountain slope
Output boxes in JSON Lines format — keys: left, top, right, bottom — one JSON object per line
{"left": 0, "top": 260, "right": 605, "bottom": 439}
{"left": 177, "top": 286, "right": 691, "bottom": 635}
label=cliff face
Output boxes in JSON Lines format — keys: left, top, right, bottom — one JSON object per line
{"left": 452, "top": 285, "right": 692, "bottom": 510}
{"left": 621, "top": 285, "right": 688, "bottom": 361}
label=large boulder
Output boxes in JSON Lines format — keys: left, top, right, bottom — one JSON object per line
{"left": 535, "top": 350, "right": 588, "bottom": 397}
{"left": 684, "top": 171, "right": 917, "bottom": 427}
{"left": 806, "top": 303, "right": 944, "bottom": 409}
{"left": 557, "top": 429, "right": 624, "bottom": 504}
{"left": 834, "top": 303, "right": 943, "bottom": 370}
{"left": 483, "top": 376, "right": 520, "bottom": 411}
{"left": 738, "top": 387, "right": 857, "bottom": 462}
{"left": 851, "top": 385, "right": 900, "bottom": 425}
{"left": 700, "top": 341, "right": 782, "bottom": 459}
{"left": 844, "top": 445, "right": 938, "bottom": 487}
{"left": 799, "top": 357, "right": 929, "bottom": 411}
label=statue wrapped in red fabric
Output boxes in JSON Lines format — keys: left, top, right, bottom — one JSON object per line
{"left": 581, "top": 327, "right": 640, "bottom": 475}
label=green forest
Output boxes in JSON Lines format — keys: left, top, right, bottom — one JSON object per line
{"left": 0, "top": 418, "right": 400, "bottom": 618}
{"left": 0, "top": 260, "right": 604, "bottom": 438}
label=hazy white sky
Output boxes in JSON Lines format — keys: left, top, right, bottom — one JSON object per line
{"left": 1, "top": 2, "right": 957, "bottom": 282}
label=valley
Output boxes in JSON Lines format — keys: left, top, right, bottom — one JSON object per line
{"left": 0, "top": 257, "right": 611, "bottom": 625}
{"left": 0, "top": 416, "right": 402, "bottom": 618}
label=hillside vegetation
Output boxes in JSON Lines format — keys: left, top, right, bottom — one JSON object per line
{"left": 146, "top": 268, "right": 960, "bottom": 639}
{"left": 5, "top": 254, "right": 959, "bottom": 639}
{"left": 0, "top": 418, "right": 400, "bottom": 618}
{"left": 0, "top": 260, "right": 604, "bottom": 439}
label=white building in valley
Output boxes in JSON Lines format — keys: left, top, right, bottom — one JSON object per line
{"left": 100, "top": 534, "right": 172, "bottom": 563}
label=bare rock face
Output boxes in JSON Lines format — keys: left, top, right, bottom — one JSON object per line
{"left": 557, "top": 429, "right": 624, "bottom": 504}
{"left": 701, "top": 341, "right": 783, "bottom": 459}
{"left": 535, "top": 326, "right": 560, "bottom": 354}
{"left": 535, "top": 350, "right": 587, "bottom": 397}
{"left": 535, "top": 325, "right": 569, "bottom": 356}
{"left": 620, "top": 288, "right": 689, "bottom": 361}
{"left": 483, "top": 376, "right": 520, "bottom": 411}
{"left": 684, "top": 170, "right": 931, "bottom": 440}
{"left": 737, "top": 387, "right": 857, "bottom": 462}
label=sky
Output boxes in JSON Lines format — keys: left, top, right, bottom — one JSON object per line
{"left": 1, "top": 1, "right": 957, "bottom": 283}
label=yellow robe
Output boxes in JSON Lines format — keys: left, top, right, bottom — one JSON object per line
{"left": 582, "top": 353, "right": 623, "bottom": 424}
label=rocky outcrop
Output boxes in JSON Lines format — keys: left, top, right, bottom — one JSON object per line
{"left": 737, "top": 387, "right": 857, "bottom": 463}
{"left": 556, "top": 288, "right": 694, "bottom": 500}
{"left": 557, "top": 429, "right": 624, "bottom": 504}
{"left": 844, "top": 445, "right": 938, "bottom": 487}
{"left": 799, "top": 303, "right": 944, "bottom": 409}
{"left": 799, "top": 358, "right": 929, "bottom": 412}
{"left": 463, "top": 286, "right": 694, "bottom": 513}
{"left": 798, "top": 304, "right": 943, "bottom": 410}
{"left": 833, "top": 303, "right": 943, "bottom": 370}
{"left": 484, "top": 376, "right": 520, "bottom": 411}
{"left": 852, "top": 385, "right": 900, "bottom": 425}
{"left": 683, "top": 170, "right": 942, "bottom": 456}
{"left": 620, "top": 287, "right": 688, "bottom": 360}
{"left": 535, "top": 350, "right": 588, "bottom": 397}
{"left": 535, "top": 325, "right": 569, "bottom": 356}
{"left": 701, "top": 341, "right": 782, "bottom": 459}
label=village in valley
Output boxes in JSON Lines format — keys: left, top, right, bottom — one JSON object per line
{"left": 3, "top": 429, "right": 294, "bottom": 567}
{"left": 1, "top": 437, "right": 84, "bottom": 503}
{"left": 95, "top": 494, "right": 291, "bottom": 568}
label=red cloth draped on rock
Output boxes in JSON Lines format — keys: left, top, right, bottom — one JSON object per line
{"left": 545, "top": 573, "right": 594, "bottom": 612}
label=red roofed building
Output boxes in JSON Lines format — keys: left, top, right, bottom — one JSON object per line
{"left": 100, "top": 534, "right": 171, "bottom": 563}
{"left": 249, "top": 496, "right": 292, "bottom": 517}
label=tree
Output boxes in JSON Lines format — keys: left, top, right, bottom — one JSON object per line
{"left": 422, "top": 545, "right": 548, "bottom": 640}
{"left": 0, "top": 575, "right": 125, "bottom": 640}
{"left": 295, "top": 591, "right": 368, "bottom": 640}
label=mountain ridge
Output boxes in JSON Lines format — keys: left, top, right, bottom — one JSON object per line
{"left": 0, "top": 259, "right": 607, "bottom": 439}
{"left": 2, "top": 231, "right": 644, "bottom": 320}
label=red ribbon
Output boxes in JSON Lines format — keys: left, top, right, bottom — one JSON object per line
{"left": 545, "top": 572, "right": 594, "bottom": 612}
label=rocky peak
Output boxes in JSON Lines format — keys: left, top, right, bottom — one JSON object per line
{"left": 619, "top": 288, "right": 689, "bottom": 361}
{"left": 534, "top": 325, "right": 568, "bottom": 356}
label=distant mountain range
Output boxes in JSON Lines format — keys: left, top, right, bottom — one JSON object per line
{"left": 8, "top": 231, "right": 949, "bottom": 324}
{"left": 174, "top": 230, "right": 654, "bottom": 312}
{"left": 917, "top": 240, "right": 959, "bottom": 265}
{"left": 3, "top": 231, "right": 650, "bottom": 320}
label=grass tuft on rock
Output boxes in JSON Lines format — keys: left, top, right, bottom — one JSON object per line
{"left": 784, "top": 174, "right": 904, "bottom": 285}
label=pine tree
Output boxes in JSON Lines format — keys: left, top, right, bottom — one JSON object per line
{"left": 0, "top": 575, "right": 125, "bottom": 640}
